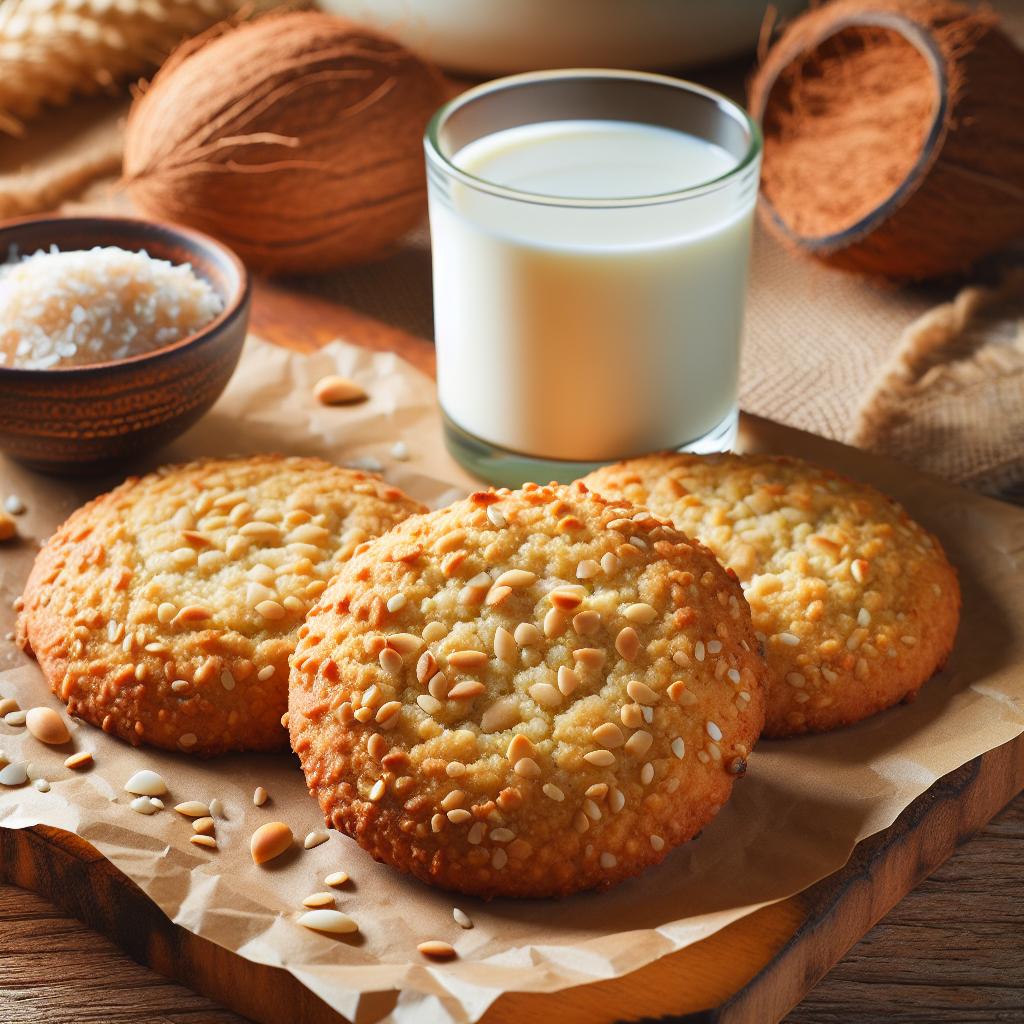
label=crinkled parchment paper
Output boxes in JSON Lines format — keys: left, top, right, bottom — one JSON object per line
{"left": 2, "top": 336, "right": 1023, "bottom": 1024}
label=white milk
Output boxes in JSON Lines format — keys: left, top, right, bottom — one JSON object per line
{"left": 429, "top": 118, "right": 755, "bottom": 463}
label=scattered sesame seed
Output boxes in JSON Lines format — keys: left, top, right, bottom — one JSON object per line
{"left": 600, "top": 852, "right": 617, "bottom": 869}
{"left": 453, "top": 908, "right": 473, "bottom": 929}
{"left": 542, "top": 783, "right": 564, "bottom": 801}
{"left": 706, "top": 721, "right": 723, "bottom": 741}
{"left": 302, "top": 892, "right": 335, "bottom": 908}
{"left": 175, "top": 801, "right": 210, "bottom": 818}
{"left": 253, "top": 786, "right": 268, "bottom": 806}
{"left": 390, "top": 441, "right": 410, "bottom": 461}
{"left": 325, "top": 871, "right": 349, "bottom": 887}
{"left": 694, "top": 640, "right": 705, "bottom": 662}
{"left": 650, "top": 835, "right": 665, "bottom": 852}
{"left": 707, "top": 640, "right": 723, "bottom": 654}
{"left": 4, "top": 495, "right": 26, "bottom": 515}
{"left": 304, "top": 830, "right": 330, "bottom": 850}
{"left": 486, "top": 506, "right": 506, "bottom": 528}
{"left": 33, "top": 778, "right": 50, "bottom": 793}
{"left": 387, "top": 593, "right": 407, "bottom": 613}
{"left": 298, "top": 910, "right": 358, "bottom": 935}
{"left": 640, "top": 762, "right": 655, "bottom": 785}
{"left": 727, "top": 668, "right": 741, "bottom": 685}
{"left": 576, "top": 559, "right": 600, "bottom": 579}
{"left": 777, "top": 632, "right": 800, "bottom": 646}
{"left": 671, "top": 738, "right": 685, "bottom": 759}
{"left": 418, "top": 940, "right": 456, "bottom": 960}
{"left": 583, "top": 750, "right": 615, "bottom": 767}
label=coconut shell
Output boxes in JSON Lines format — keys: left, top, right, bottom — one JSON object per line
{"left": 749, "top": 0, "right": 1024, "bottom": 281}
{"left": 123, "top": 12, "right": 447, "bottom": 274}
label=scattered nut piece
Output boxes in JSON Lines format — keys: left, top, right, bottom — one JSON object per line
{"left": 192, "top": 816, "right": 216, "bottom": 835}
{"left": 190, "top": 835, "right": 218, "bottom": 850}
{"left": 0, "top": 511, "right": 16, "bottom": 542}
{"left": 130, "top": 795, "right": 160, "bottom": 815}
{"left": 302, "top": 892, "right": 335, "bottom": 908}
{"left": 417, "top": 940, "right": 456, "bottom": 960}
{"left": 124, "top": 770, "right": 167, "bottom": 796}
{"left": 174, "top": 801, "right": 211, "bottom": 818}
{"left": 25, "top": 707, "right": 71, "bottom": 745}
{"left": 297, "top": 910, "right": 358, "bottom": 934}
{"left": 314, "top": 375, "right": 367, "bottom": 406}
{"left": 253, "top": 786, "right": 269, "bottom": 807}
{"left": 324, "top": 871, "right": 349, "bottom": 888}
{"left": 64, "top": 751, "right": 93, "bottom": 770}
{"left": 251, "top": 821, "right": 293, "bottom": 865}
{"left": 0, "top": 763, "right": 28, "bottom": 786}
{"left": 208, "top": 798, "right": 224, "bottom": 818}
{"left": 33, "top": 778, "right": 50, "bottom": 793}
{"left": 0, "top": 698, "right": 20, "bottom": 716}
{"left": 4, "top": 710, "right": 27, "bottom": 727}
{"left": 304, "top": 829, "right": 330, "bottom": 850}
{"left": 452, "top": 908, "right": 473, "bottom": 929}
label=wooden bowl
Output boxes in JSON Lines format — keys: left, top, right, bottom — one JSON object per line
{"left": 0, "top": 215, "right": 250, "bottom": 474}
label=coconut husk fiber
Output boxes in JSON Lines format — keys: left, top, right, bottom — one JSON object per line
{"left": 851, "top": 263, "right": 1024, "bottom": 498}
{"left": 750, "top": 0, "right": 1024, "bottom": 280}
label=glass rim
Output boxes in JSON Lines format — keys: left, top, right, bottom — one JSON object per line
{"left": 424, "top": 68, "right": 762, "bottom": 210}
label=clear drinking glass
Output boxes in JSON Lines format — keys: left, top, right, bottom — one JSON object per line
{"left": 424, "top": 70, "right": 761, "bottom": 487}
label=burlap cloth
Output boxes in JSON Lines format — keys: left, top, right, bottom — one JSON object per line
{"left": 2, "top": 4, "right": 1022, "bottom": 497}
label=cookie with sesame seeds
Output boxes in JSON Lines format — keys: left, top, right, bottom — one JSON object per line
{"left": 582, "top": 453, "right": 960, "bottom": 737}
{"left": 288, "top": 481, "right": 768, "bottom": 898}
{"left": 17, "top": 455, "right": 424, "bottom": 755}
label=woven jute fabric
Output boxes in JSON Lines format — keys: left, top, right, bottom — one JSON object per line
{"left": 1, "top": 5, "right": 1022, "bottom": 498}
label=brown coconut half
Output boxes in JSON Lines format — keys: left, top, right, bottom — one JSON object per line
{"left": 749, "top": 0, "right": 1024, "bottom": 281}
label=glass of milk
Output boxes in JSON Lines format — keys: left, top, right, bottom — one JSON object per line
{"left": 424, "top": 70, "right": 761, "bottom": 486}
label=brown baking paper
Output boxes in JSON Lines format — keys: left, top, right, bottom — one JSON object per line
{"left": 2, "top": 336, "right": 1024, "bottom": 1024}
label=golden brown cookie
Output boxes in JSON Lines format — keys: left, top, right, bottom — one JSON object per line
{"left": 289, "top": 481, "right": 767, "bottom": 898}
{"left": 583, "top": 453, "right": 960, "bottom": 737}
{"left": 17, "top": 455, "right": 424, "bottom": 755}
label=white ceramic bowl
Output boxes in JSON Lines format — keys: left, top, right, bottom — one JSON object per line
{"left": 321, "top": 0, "right": 806, "bottom": 76}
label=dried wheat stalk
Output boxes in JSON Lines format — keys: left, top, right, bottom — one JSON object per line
{"left": 0, "top": 0, "right": 285, "bottom": 136}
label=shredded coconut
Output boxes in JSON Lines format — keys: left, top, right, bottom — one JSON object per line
{"left": 0, "top": 245, "right": 224, "bottom": 369}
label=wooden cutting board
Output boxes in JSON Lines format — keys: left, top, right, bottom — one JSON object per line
{"left": 2, "top": 279, "right": 1022, "bottom": 1024}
